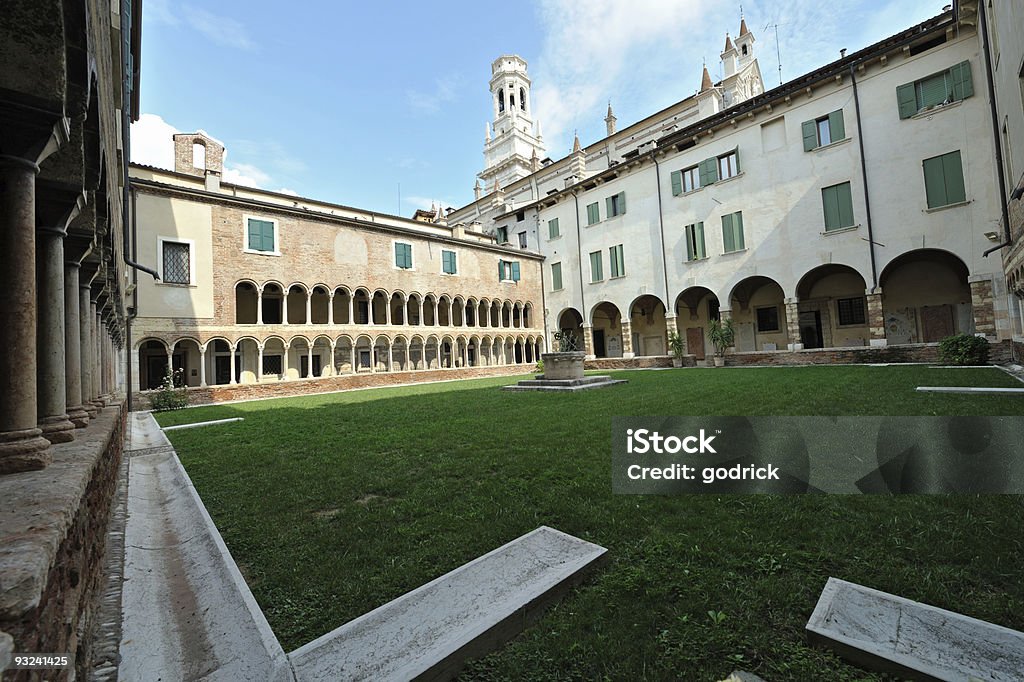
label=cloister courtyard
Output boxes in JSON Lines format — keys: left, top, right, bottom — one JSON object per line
{"left": 155, "top": 366, "right": 1024, "bottom": 680}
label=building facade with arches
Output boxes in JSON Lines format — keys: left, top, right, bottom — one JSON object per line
{"left": 450, "top": 8, "right": 1022, "bottom": 361}
{"left": 130, "top": 134, "right": 544, "bottom": 398}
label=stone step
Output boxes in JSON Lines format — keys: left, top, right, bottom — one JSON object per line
{"left": 289, "top": 526, "right": 608, "bottom": 681}
{"left": 518, "top": 375, "right": 614, "bottom": 386}
{"left": 806, "top": 577, "right": 1024, "bottom": 681}
{"left": 503, "top": 378, "right": 627, "bottom": 392}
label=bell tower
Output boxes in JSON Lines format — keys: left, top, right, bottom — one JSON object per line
{"left": 478, "top": 55, "right": 546, "bottom": 194}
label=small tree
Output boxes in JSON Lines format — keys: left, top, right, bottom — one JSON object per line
{"left": 708, "top": 318, "right": 735, "bottom": 358}
{"left": 667, "top": 330, "right": 685, "bottom": 364}
{"left": 150, "top": 367, "right": 189, "bottom": 411}
{"left": 938, "top": 333, "right": 990, "bottom": 365}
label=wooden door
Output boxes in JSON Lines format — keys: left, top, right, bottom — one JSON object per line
{"left": 921, "top": 304, "right": 954, "bottom": 342}
{"left": 686, "top": 327, "right": 705, "bottom": 360}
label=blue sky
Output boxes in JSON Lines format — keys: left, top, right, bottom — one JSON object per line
{"left": 132, "top": 0, "right": 948, "bottom": 216}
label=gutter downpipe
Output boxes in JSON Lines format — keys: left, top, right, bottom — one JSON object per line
{"left": 978, "top": 1, "right": 1013, "bottom": 257}
{"left": 572, "top": 189, "right": 586, "bottom": 345}
{"left": 849, "top": 64, "right": 879, "bottom": 289}
{"left": 651, "top": 155, "right": 672, "bottom": 317}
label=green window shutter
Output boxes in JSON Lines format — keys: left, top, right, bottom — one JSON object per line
{"left": 610, "top": 245, "right": 624, "bottom": 277}
{"left": 395, "top": 242, "right": 402, "bottom": 267}
{"left": 548, "top": 218, "right": 559, "bottom": 238}
{"left": 618, "top": 192, "right": 626, "bottom": 214}
{"left": 950, "top": 60, "right": 973, "bottom": 101}
{"left": 732, "top": 148, "right": 740, "bottom": 173}
{"left": 551, "top": 263, "right": 562, "bottom": 290}
{"left": 699, "top": 157, "right": 718, "bottom": 186}
{"left": 897, "top": 82, "right": 918, "bottom": 119}
{"left": 511, "top": 262, "right": 520, "bottom": 282}
{"left": 942, "top": 150, "right": 966, "bottom": 204}
{"left": 671, "top": 170, "right": 683, "bottom": 196}
{"left": 590, "top": 251, "right": 602, "bottom": 281}
{"left": 722, "top": 214, "right": 735, "bottom": 252}
{"left": 695, "top": 222, "right": 706, "bottom": 259}
{"left": 685, "top": 225, "right": 695, "bottom": 261}
{"left": 918, "top": 72, "right": 949, "bottom": 109}
{"left": 734, "top": 212, "right": 745, "bottom": 250}
{"left": 828, "top": 110, "right": 846, "bottom": 141}
{"left": 822, "top": 185, "right": 841, "bottom": 230}
{"left": 802, "top": 120, "right": 818, "bottom": 151}
{"left": 498, "top": 260, "right": 505, "bottom": 280}
{"left": 263, "top": 222, "right": 275, "bottom": 251}
{"left": 837, "top": 182, "right": 854, "bottom": 227}
{"left": 606, "top": 196, "right": 613, "bottom": 217}
{"left": 587, "top": 202, "right": 599, "bottom": 225}
{"left": 923, "top": 156, "right": 948, "bottom": 208}
{"left": 247, "top": 221, "right": 261, "bottom": 250}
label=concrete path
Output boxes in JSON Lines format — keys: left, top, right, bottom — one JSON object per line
{"left": 916, "top": 386, "right": 1024, "bottom": 394}
{"left": 119, "top": 412, "right": 292, "bottom": 681}
{"left": 807, "top": 577, "right": 1024, "bottom": 681}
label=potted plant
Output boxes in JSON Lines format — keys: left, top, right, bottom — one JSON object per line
{"left": 667, "top": 330, "right": 686, "bottom": 367}
{"left": 708, "top": 318, "right": 735, "bottom": 367}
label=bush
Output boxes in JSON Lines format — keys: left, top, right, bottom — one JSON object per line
{"left": 535, "top": 358, "right": 544, "bottom": 374}
{"left": 149, "top": 368, "right": 190, "bottom": 411}
{"left": 938, "top": 333, "right": 990, "bottom": 366}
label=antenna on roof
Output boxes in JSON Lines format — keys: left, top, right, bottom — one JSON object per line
{"left": 764, "top": 21, "right": 784, "bottom": 86}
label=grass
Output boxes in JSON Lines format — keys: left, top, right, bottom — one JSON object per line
{"left": 157, "top": 366, "right": 1024, "bottom": 680}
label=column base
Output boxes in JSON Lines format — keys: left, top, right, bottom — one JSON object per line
{"left": 83, "top": 402, "right": 99, "bottom": 418}
{"left": 39, "top": 414, "right": 76, "bottom": 444}
{"left": 869, "top": 338, "right": 888, "bottom": 348}
{"left": 623, "top": 352, "right": 635, "bottom": 359}
{"left": 0, "top": 427, "right": 52, "bottom": 473}
{"left": 67, "top": 404, "right": 90, "bottom": 428}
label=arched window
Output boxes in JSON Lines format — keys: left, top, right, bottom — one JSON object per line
{"left": 498, "top": 88, "right": 505, "bottom": 112}
{"left": 510, "top": 93, "right": 515, "bottom": 108}
{"left": 519, "top": 87, "right": 526, "bottom": 111}
{"left": 192, "top": 141, "right": 206, "bottom": 170}
{"left": 741, "top": 44, "right": 748, "bottom": 56}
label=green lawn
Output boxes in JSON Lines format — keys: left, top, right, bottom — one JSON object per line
{"left": 157, "top": 366, "right": 1024, "bottom": 680}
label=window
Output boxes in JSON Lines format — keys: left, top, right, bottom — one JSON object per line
{"left": 609, "top": 244, "right": 625, "bottom": 278}
{"left": 821, "top": 182, "right": 855, "bottom": 231}
{"left": 721, "top": 211, "right": 745, "bottom": 253}
{"left": 246, "top": 217, "right": 277, "bottom": 253}
{"left": 518, "top": 231, "right": 527, "bottom": 248}
{"left": 394, "top": 242, "right": 413, "bottom": 269}
{"left": 837, "top": 297, "right": 867, "bottom": 326}
{"left": 548, "top": 217, "right": 560, "bottom": 239}
{"left": 589, "top": 251, "right": 603, "bottom": 282}
{"left": 671, "top": 166, "right": 701, "bottom": 195}
{"left": 551, "top": 262, "right": 563, "bottom": 291}
{"left": 516, "top": 210, "right": 525, "bottom": 222}
{"left": 498, "top": 259, "right": 521, "bottom": 282}
{"left": 192, "top": 142, "right": 206, "bottom": 170}
{"left": 698, "top": 157, "right": 718, "bottom": 187}
{"left": 718, "top": 151, "right": 739, "bottom": 180}
{"left": 802, "top": 110, "right": 846, "bottom": 151}
{"left": 161, "top": 240, "right": 191, "bottom": 284}
{"left": 496, "top": 226, "right": 509, "bottom": 243}
{"left": 756, "top": 306, "right": 780, "bottom": 332}
{"left": 922, "top": 150, "right": 966, "bottom": 208}
{"left": 897, "top": 61, "right": 973, "bottom": 119}
{"left": 262, "top": 355, "right": 283, "bottom": 376}
{"left": 606, "top": 192, "right": 626, "bottom": 218}
{"left": 441, "top": 249, "right": 457, "bottom": 275}
{"left": 684, "top": 222, "right": 706, "bottom": 261}
{"left": 586, "top": 202, "right": 600, "bottom": 225}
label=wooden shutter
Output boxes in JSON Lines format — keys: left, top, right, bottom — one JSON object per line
{"left": 618, "top": 192, "right": 626, "bottom": 214}
{"left": 695, "top": 222, "right": 705, "bottom": 259}
{"left": 918, "top": 72, "right": 949, "bottom": 109}
{"left": 897, "top": 83, "right": 918, "bottom": 119}
{"left": 950, "top": 60, "right": 973, "bottom": 101}
{"left": 837, "top": 182, "right": 854, "bottom": 227}
{"left": 498, "top": 260, "right": 505, "bottom": 280}
{"left": 247, "top": 220, "right": 261, "bottom": 250}
{"left": 941, "top": 151, "right": 966, "bottom": 204}
{"left": 685, "top": 225, "right": 695, "bottom": 261}
{"left": 734, "top": 212, "right": 745, "bottom": 250}
{"left": 722, "top": 213, "right": 735, "bottom": 252}
{"left": 551, "top": 263, "right": 562, "bottom": 290}
{"left": 262, "top": 222, "right": 274, "bottom": 251}
{"left": 699, "top": 157, "right": 718, "bottom": 186}
{"left": 671, "top": 170, "right": 683, "bottom": 196}
{"left": 923, "top": 156, "right": 947, "bottom": 208}
{"left": 511, "top": 262, "right": 520, "bottom": 282}
{"left": 732, "top": 148, "right": 740, "bottom": 173}
{"left": 822, "top": 185, "right": 840, "bottom": 230}
{"left": 828, "top": 110, "right": 845, "bottom": 141}
{"left": 802, "top": 120, "right": 818, "bottom": 151}
{"left": 606, "top": 196, "right": 613, "bottom": 217}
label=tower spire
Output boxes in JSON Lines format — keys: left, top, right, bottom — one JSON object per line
{"left": 605, "top": 100, "right": 617, "bottom": 136}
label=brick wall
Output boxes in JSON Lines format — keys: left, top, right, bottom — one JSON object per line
{"left": 0, "top": 405, "right": 125, "bottom": 682}
{"left": 138, "top": 364, "right": 530, "bottom": 408}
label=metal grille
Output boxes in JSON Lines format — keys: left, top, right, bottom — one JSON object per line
{"left": 163, "top": 242, "right": 190, "bottom": 284}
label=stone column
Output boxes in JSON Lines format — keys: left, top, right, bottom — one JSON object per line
{"left": 348, "top": 297, "right": 354, "bottom": 326}
{"left": 665, "top": 312, "right": 678, "bottom": 346}
{"left": 582, "top": 324, "right": 595, "bottom": 360}
{"left": 0, "top": 155, "right": 52, "bottom": 471}
{"left": 282, "top": 292, "right": 289, "bottom": 325}
{"left": 328, "top": 341, "right": 336, "bottom": 375}
{"left": 282, "top": 343, "right": 291, "bottom": 380}
{"left": 784, "top": 298, "right": 803, "bottom": 351}
{"left": 90, "top": 304, "right": 102, "bottom": 408}
{"left": 387, "top": 342, "right": 394, "bottom": 372}
{"left": 448, "top": 301, "right": 454, "bottom": 327}
{"left": 256, "top": 287, "right": 264, "bottom": 324}
{"left": 621, "top": 320, "right": 634, "bottom": 359}
{"left": 866, "top": 289, "right": 887, "bottom": 347}
{"left": 199, "top": 346, "right": 208, "bottom": 387}
{"left": 36, "top": 220, "right": 75, "bottom": 443}
{"left": 63, "top": 260, "right": 88, "bottom": 427}
{"left": 436, "top": 344, "right": 442, "bottom": 369}
{"left": 307, "top": 344, "right": 314, "bottom": 378}
{"left": 970, "top": 278, "right": 996, "bottom": 337}
{"left": 80, "top": 287, "right": 97, "bottom": 416}
{"left": 305, "top": 291, "right": 312, "bottom": 325}
{"left": 327, "top": 293, "right": 335, "bottom": 325}
{"left": 231, "top": 343, "right": 239, "bottom": 384}
{"left": 418, "top": 300, "right": 424, "bottom": 326}
{"left": 350, "top": 345, "right": 356, "bottom": 373}
{"left": 385, "top": 299, "right": 391, "bottom": 326}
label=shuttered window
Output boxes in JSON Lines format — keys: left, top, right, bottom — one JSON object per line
{"left": 246, "top": 218, "right": 276, "bottom": 252}
{"left": 821, "top": 182, "right": 855, "bottom": 231}
{"left": 671, "top": 166, "right": 701, "bottom": 195}
{"left": 609, "top": 244, "right": 625, "bottom": 278}
{"left": 441, "top": 249, "right": 457, "bottom": 274}
{"left": 589, "top": 251, "right": 603, "bottom": 282}
{"left": 606, "top": 192, "right": 626, "bottom": 217}
{"left": 698, "top": 157, "right": 719, "bottom": 187}
{"left": 897, "top": 60, "right": 973, "bottom": 119}
{"left": 548, "top": 217, "right": 560, "bottom": 239}
{"left": 721, "top": 211, "right": 745, "bottom": 253}
{"left": 685, "top": 222, "right": 706, "bottom": 261}
{"left": 395, "top": 242, "right": 413, "bottom": 269}
{"left": 498, "top": 260, "right": 521, "bottom": 282}
{"left": 586, "top": 202, "right": 600, "bottom": 225}
{"left": 496, "top": 226, "right": 508, "bottom": 243}
{"left": 922, "top": 150, "right": 966, "bottom": 208}
{"left": 802, "top": 110, "right": 846, "bottom": 151}
{"left": 551, "top": 262, "right": 563, "bottom": 290}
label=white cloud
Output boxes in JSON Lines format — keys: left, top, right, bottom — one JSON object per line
{"left": 222, "top": 162, "right": 271, "bottom": 188}
{"left": 407, "top": 74, "right": 463, "bottom": 115}
{"left": 143, "top": 2, "right": 255, "bottom": 50}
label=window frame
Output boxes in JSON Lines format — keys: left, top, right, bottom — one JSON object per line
{"left": 836, "top": 297, "right": 868, "bottom": 327}
{"left": 821, "top": 181, "right": 856, "bottom": 232}
{"left": 586, "top": 202, "right": 600, "bottom": 226}
{"left": 684, "top": 222, "right": 706, "bottom": 261}
{"left": 922, "top": 150, "right": 967, "bottom": 209}
{"left": 498, "top": 259, "right": 521, "bottom": 283}
{"left": 242, "top": 215, "right": 280, "bottom": 256}
{"left": 717, "top": 151, "right": 739, "bottom": 180}
{"left": 517, "top": 231, "right": 528, "bottom": 248}
{"left": 755, "top": 305, "right": 780, "bottom": 333}
{"left": 496, "top": 226, "right": 509, "bottom": 244}
{"left": 721, "top": 211, "right": 746, "bottom": 254}
{"left": 609, "top": 244, "right": 625, "bottom": 279}
{"left": 441, "top": 248, "right": 458, "bottom": 275}
{"left": 589, "top": 250, "right": 604, "bottom": 283}
{"left": 548, "top": 217, "right": 561, "bottom": 239}
{"left": 393, "top": 241, "right": 414, "bottom": 270}
{"left": 551, "top": 261, "right": 563, "bottom": 291}
{"left": 157, "top": 236, "right": 196, "bottom": 286}
{"left": 261, "top": 354, "right": 284, "bottom": 377}
{"left": 606, "top": 192, "right": 626, "bottom": 218}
